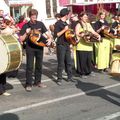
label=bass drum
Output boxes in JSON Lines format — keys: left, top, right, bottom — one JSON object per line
{"left": 109, "top": 53, "right": 120, "bottom": 76}
{"left": 0, "top": 35, "right": 22, "bottom": 74}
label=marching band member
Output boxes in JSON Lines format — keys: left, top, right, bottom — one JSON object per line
{"left": 109, "top": 14, "right": 120, "bottom": 76}
{"left": 111, "top": 14, "right": 120, "bottom": 53}
{"left": 112, "top": 14, "right": 120, "bottom": 29}
{"left": 0, "top": 73, "right": 11, "bottom": 96}
{"left": 70, "top": 13, "right": 79, "bottom": 31}
{"left": 75, "top": 12, "right": 100, "bottom": 78}
{"left": 0, "top": 73, "right": 6, "bottom": 95}
{"left": 94, "top": 12, "right": 111, "bottom": 73}
{"left": 69, "top": 13, "right": 79, "bottom": 69}
{"left": 20, "top": 9, "right": 52, "bottom": 92}
{"left": 48, "top": 13, "right": 61, "bottom": 55}
{"left": 54, "top": 8, "right": 75, "bottom": 85}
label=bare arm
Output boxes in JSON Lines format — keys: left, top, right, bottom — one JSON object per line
{"left": 75, "top": 23, "right": 84, "bottom": 39}
{"left": 89, "top": 24, "right": 101, "bottom": 38}
{"left": 43, "top": 31, "right": 53, "bottom": 46}
{"left": 19, "top": 33, "right": 28, "bottom": 43}
{"left": 19, "top": 28, "right": 31, "bottom": 44}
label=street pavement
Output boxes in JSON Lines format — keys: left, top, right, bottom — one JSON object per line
{"left": 0, "top": 48, "right": 120, "bottom": 120}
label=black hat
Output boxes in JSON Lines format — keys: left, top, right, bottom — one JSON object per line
{"left": 60, "top": 8, "right": 70, "bottom": 17}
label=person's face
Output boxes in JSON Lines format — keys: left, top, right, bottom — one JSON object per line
{"left": 56, "top": 17, "right": 60, "bottom": 21}
{"left": 0, "top": 10, "right": 4, "bottom": 16}
{"left": 81, "top": 14, "right": 88, "bottom": 22}
{"left": 30, "top": 15, "right": 37, "bottom": 23}
{"left": 118, "top": 16, "right": 120, "bottom": 21}
{"left": 70, "top": 14, "right": 76, "bottom": 21}
{"left": 65, "top": 14, "right": 69, "bottom": 20}
{"left": 100, "top": 13, "right": 106, "bottom": 19}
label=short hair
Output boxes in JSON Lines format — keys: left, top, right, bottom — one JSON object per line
{"left": 98, "top": 12, "right": 106, "bottom": 16}
{"left": 55, "top": 13, "right": 61, "bottom": 19}
{"left": 19, "top": 15, "right": 24, "bottom": 22}
{"left": 29, "top": 9, "right": 38, "bottom": 17}
{"left": 4, "top": 19, "right": 11, "bottom": 26}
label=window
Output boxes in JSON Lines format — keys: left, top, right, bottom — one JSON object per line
{"left": 72, "top": 0, "right": 76, "bottom": 3}
{"left": 52, "top": 0, "right": 57, "bottom": 16}
{"left": 46, "top": 0, "right": 51, "bottom": 18}
{"left": 46, "top": 0, "right": 58, "bottom": 18}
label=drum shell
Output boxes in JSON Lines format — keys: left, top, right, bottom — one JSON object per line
{"left": 113, "top": 38, "right": 120, "bottom": 50}
{"left": 109, "top": 53, "right": 120, "bottom": 76}
{"left": 0, "top": 35, "right": 22, "bottom": 74}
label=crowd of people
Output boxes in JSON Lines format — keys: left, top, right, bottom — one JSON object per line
{"left": 0, "top": 8, "right": 120, "bottom": 95}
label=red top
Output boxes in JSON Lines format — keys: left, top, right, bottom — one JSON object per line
{"left": 16, "top": 20, "right": 27, "bottom": 29}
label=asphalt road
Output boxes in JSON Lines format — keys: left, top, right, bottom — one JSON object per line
{"left": 0, "top": 48, "right": 120, "bottom": 120}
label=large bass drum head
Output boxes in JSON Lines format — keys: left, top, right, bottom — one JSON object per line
{"left": 0, "top": 39, "right": 8, "bottom": 74}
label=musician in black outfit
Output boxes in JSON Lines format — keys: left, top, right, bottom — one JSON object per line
{"left": 111, "top": 14, "right": 120, "bottom": 37}
{"left": 0, "top": 13, "right": 6, "bottom": 95}
{"left": 54, "top": 8, "right": 75, "bottom": 85}
{"left": 20, "top": 9, "right": 52, "bottom": 91}
{"left": 112, "top": 14, "right": 120, "bottom": 28}
{"left": 70, "top": 13, "right": 79, "bottom": 31}
{"left": 0, "top": 73, "right": 6, "bottom": 95}
{"left": 111, "top": 14, "right": 120, "bottom": 53}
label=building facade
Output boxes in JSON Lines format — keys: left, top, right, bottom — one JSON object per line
{"left": 0, "top": 0, "right": 10, "bottom": 14}
{"left": 0, "top": 0, "right": 119, "bottom": 26}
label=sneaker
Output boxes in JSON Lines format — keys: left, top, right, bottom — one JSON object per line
{"left": 89, "top": 72, "right": 96, "bottom": 77}
{"left": 67, "top": 78, "right": 76, "bottom": 82}
{"left": 0, "top": 92, "right": 3, "bottom": 95}
{"left": 56, "top": 81, "right": 62, "bottom": 86}
{"left": 81, "top": 75, "right": 88, "bottom": 79}
{"left": 25, "top": 86, "right": 32, "bottom": 92}
{"left": 3, "top": 92, "right": 11, "bottom": 96}
{"left": 56, "top": 79, "right": 62, "bottom": 86}
{"left": 37, "top": 83, "right": 47, "bottom": 88}
{"left": 33, "top": 83, "right": 47, "bottom": 88}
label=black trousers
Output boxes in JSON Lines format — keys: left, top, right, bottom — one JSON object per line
{"left": 56, "top": 44, "right": 72, "bottom": 80}
{"left": 76, "top": 50, "right": 92, "bottom": 75}
{"left": 26, "top": 47, "right": 43, "bottom": 86}
{"left": 0, "top": 73, "right": 6, "bottom": 93}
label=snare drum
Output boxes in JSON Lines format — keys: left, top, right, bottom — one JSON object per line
{"left": 0, "top": 35, "right": 22, "bottom": 74}
{"left": 109, "top": 53, "right": 120, "bottom": 76}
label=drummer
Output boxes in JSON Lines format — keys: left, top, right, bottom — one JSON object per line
{"left": 0, "top": 16, "right": 13, "bottom": 96}
{"left": 0, "top": 73, "right": 11, "bottom": 96}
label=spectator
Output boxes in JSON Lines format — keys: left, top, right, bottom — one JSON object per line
{"left": 16, "top": 15, "right": 27, "bottom": 30}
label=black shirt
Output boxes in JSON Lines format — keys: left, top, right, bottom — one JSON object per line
{"left": 94, "top": 20, "right": 109, "bottom": 37}
{"left": 112, "top": 21, "right": 120, "bottom": 28}
{"left": 54, "top": 20, "right": 69, "bottom": 46}
{"left": 20, "top": 21, "right": 47, "bottom": 49}
{"left": 70, "top": 20, "right": 79, "bottom": 31}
